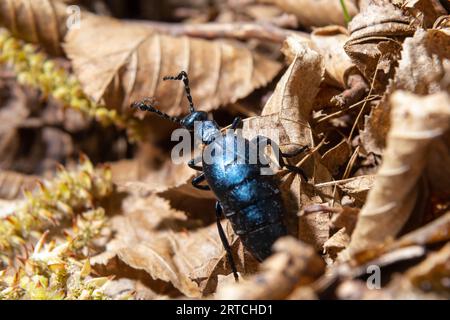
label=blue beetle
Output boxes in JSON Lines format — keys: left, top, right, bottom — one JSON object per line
{"left": 132, "top": 71, "right": 308, "bottom": 281}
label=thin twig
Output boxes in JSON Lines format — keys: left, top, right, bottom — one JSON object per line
{"left": 316, "top": 95, "right": 380, "bottom": 124}
{"left": 347, "top": 54, "right": 383, "bottom": 143}
{"left": 342, "top": 145, "right": 360, "bottom": 180}
{"left": 314, "top": 175, "right": 374, "bottom": 188}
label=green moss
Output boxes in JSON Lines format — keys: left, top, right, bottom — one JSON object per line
{"left": 0, "top": 157, "right": 114, "bottom": 300}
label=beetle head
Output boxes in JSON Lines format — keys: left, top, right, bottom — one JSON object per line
{"left": 180, "top": 111, "right": 208, "bottom": 131}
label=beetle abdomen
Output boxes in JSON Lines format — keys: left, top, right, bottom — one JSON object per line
{"left": 222, "top": 180, "right": 288, "bottom": 261}
{"left": 203, "top": 134, "right": 288, "bottom": 261}
{"left": 239, "top": 220, "right": 287, "bottom": 261}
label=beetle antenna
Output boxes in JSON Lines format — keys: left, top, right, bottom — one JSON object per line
{"left": 131, "top": 99, "right": 181, "bottom": 124}
{"left": 163, "top": 71, "right": 195, "bottom": 113}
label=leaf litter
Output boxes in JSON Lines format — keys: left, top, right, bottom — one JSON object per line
{"left": 0, "top": 0, "right": 449, "bottom": 300}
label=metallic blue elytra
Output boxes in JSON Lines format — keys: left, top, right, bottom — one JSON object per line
{"left": 202, "top": 132, "right": 288, "bottom": 262}
{"left": 131, "top": 71, "right": 308, "bottom": 281}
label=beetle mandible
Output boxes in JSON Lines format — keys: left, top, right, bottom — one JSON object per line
{"left": 132, "top": 71, "right": 309, "bottom": 281}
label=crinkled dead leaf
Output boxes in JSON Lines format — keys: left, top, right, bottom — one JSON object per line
{"left": 344, "top": 1, "right": 417, "bottom": 93}
{"left": 402, "top": 0, "right": 448, "bottom": 28}
{"left": 259, "top": 0, "right": 358, "bottom": 28}
{"left": 389, "top": 211, "right": 450, "bottom": 251}
{"left": 337, "top": 242, "right": 450, "bottom": 299}
{"left": 339, "top": 245, "right": 426, "bottom": 279}
{"left": 321, "top": 139, "right": 351, "bottom": 176}
{"left": 333, "top": 210, "right": 450, "bottom": 268}
{"left": 283, "top": 28, "right": 368, "bottom": 109}
{"left": 0, "top": 0, "right": 70, "bottom": 55}
{"left": 64, "top": 15, "right": 282, "bottom": 116}
{"left": 215, "top": 237, "right": 325, "bottom": 299}
{"left": 110, "top": 158, "right": 203, "bottom": 198}
{"left": 102, "top": 278, "right": 161, "bottom": 300}
{"left": 425, "top": 130, "right": 450, "bottom": 194}
{"left": 336, "top": 277, "right": 443, "bottom": 299}
{"left": 283, "top": 27, "right": 356, "bottom": 89}
{"left": 93, "top": 193, "right": 245, "bottom": 298}
{"left": 405, "top": 242, "right": 450, "bottom": 297}
{"left": 324, "top": 206, "right": 359, "bottom": 262}
{"left": 330, "top": 216, "right": 450, "bottom": 291}
{"left": 191, "top": 237, "right": 259, "bottom": 296}
{"left": 324, "top": 228, "right": 351, "bottom": 263}
{"left": 310, "top": 26, "right": 358, "bottom": 89}
{"left": 361, "top": 27, "right": 450, "bottom": 154}
{"left": 109, "top": 156, "right": 216, "bottom": 221}
{"left": 328, "top": 175, "right": 376, "bottom": 206}
{"left": 345, "top": 91, "right": 450, "bottom": 257}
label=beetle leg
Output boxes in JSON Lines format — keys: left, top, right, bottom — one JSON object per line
{"left": 215, "top": 201, "right": 239, "bottom": 282}
{"left": 281, "top": 145, "right": 310, "bottom": 158}
{"left": 191, "top": 173, "right": 211, "bottom": 190}
{"left": 278, "top": 151, "right": 308, "bottom": 181}
{"left": 279, "top": 161, "right": 308, "bottom": 181}
{"left": 251, "top": 135, "right": 309, "bottom": 181}
{"left": 188, "top": 156, "right": 203, "bottom": 171}
{"left": 230, "top": 117, "right": 242, "bottom": 130}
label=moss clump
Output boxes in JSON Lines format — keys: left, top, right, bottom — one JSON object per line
{"left": 0, "top": 157, "right": 115, "bottom": 300}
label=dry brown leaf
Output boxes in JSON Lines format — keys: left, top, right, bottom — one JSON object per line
{"left": 310, "top": 26, "right": 357, "bottom": 88}
{"left": 286, "top": 286, "right": 318, "bottom": 300}
{"left": 0, "top": 0, "right": 71, "bottom": 55}
{"left": 282, "top": 26, "right": 356, "bottom": 89}
{"left": 101, "top": 278, "right": 170, "bottom": 300}
{"left": 312, "top": 85, "right": 342, "bottom": 111}
{"left": 215, "top": 237, "right": 325, "bottom": 299}
{"left": 336, "top": 277, "right": 443, "bottom": 299}
{"left": 93, "top": 192, "right": 246, "bottom": 297}
{"left": 402, "top": 0, "right": 448, "bottom": 28}
{"left": 331, "top": 206, "right": 360, "bottom": 232}
{"left": 283, "top": 28, "right": 368, "bottom": 116}
{"left": 257, "top": 43, "right": 322, "bottom": 150}
{"left": 109, "top": 155, "right": 216, "bottom": 221}
{"left": 405, "top": 242, "right": 450, "bottom": 297}
{"left": 345, "top": 91, "right": 450, "bottom": 257}
{"left": 344, "top": 1, "right": 417, "bottom": 93}
{"left": 361, "top": 27, "right": 450, "bottom": 154}
{"left": 340, "top": 245, "right": 426, "bottom": 279}
{"left": 64, "top": 15, "right": 282, "bottom": 116}
{"left": 425, "top": 130, "right": 450, "bottom": 194}
{"left": 324, "top": 206, "right": 360, "bottom": 262}
{"left": 110, "top": 158, "right": 204, "bottom": 198}
{"left": 259, "top": 0, "right": 358, "bottom": 28}
{"left": 321, "top": 139, "right": 351, "bottom": 176}
{"left": 324, "top": 228, "right": 352, "bottom": 263}
{"left": 191, "top": 238, "right": 259, "bottom": 296}
{"left": 389, "top": 211, "right": 450, "bottom": 250}
{"left": 332, "top": 174, "right": 376, "bottom": 206}
{"left": 337, "top": 242, "right": 450, "bottom": 299}
{"left": 332, "top": 210, "right": 450, "bottom": 268}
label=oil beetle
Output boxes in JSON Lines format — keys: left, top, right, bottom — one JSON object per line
{"left": 132, "top": 71, "right": 309, "bottom": 281}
